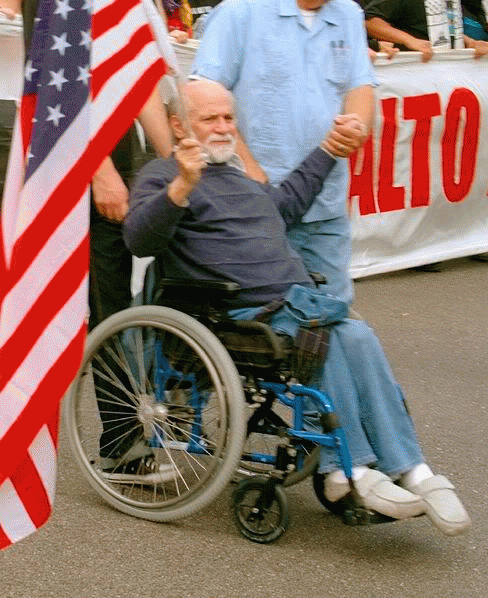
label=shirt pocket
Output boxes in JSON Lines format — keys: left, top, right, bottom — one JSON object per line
{"left": 323, "top": 40, "right": 352, "bottom": 90}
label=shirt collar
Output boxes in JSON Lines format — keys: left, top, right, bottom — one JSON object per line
{"left": 279, "top": 0, "right": 339, "bottom": 25}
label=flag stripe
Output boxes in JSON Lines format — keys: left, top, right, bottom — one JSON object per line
{"left": 47, "top": 405, "right": 60, "bottom": 452}
{"left": 28, "top": 424, "right": 58, "bottom": 505}
{"left": 92, "top": 24, "right": 154, "bottom": 99}
{"left": 0, "top": 525, "right": 12, "bottom": 550}
{"left": 20, "top": 95, "right": 37, "bottom": 158}
{"left": 0, "top": 478, "right": 37, "bottom": 545}
{"left": 0, "top": 278, "right": 87, "bottom": 441}
{"left": 3, "top": 59, "right": 165, "bottom": 294}
{"left": 0, "top": 236, "right": 89, "bottom": 395}
{"left": 0, "top": 324, "right": 86, "bottom": 484}
{"left": 3, "top": 105, "right": 91, "bottom": 252}
{"left": 92, "top": 0, "right": 140, "bottom": 39}
{"left": 0, "top": 194, "right": 88, "bottom": 345}
{"left": 11, "top": 454, "right": 52, "bottom": 529}
{"left": 91, "top": 43, "right": 164, "bottom": 132}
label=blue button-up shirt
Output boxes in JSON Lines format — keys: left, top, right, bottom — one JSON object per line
{"left": 192, "top": 0, "right": 376, "bottom": 221}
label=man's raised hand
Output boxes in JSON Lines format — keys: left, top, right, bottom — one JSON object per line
{"left": 168, "top": 138, "right": 207, "bottom": 206}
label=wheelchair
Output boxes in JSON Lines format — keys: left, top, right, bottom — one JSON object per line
{"left": 65, "top": 276, "right": 390, "bottom": 543}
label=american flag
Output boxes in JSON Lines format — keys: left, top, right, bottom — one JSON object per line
{"left": 0, "top": 0, "right": 170, "bottom": 550}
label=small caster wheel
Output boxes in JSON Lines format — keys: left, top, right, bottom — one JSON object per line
{"left": 232, "top": 477, "right": 289, "bottom": 544}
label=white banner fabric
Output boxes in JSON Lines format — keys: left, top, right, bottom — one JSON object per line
{"left": 349, "top": 50, "right": 488, "bottom": 277}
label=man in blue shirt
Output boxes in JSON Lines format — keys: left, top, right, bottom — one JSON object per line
{"left": 191, "top": 0, "right": 376, "bottom": 305}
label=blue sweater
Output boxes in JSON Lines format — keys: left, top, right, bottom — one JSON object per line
{"left": 124, "top": 148, "right": 335, "bottom": 308}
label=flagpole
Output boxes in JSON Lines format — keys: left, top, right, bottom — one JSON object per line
{"left": 141, "top": 0, "right": 193, "bottom": 137}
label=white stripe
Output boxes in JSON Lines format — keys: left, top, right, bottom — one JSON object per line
{"left": 94, "top": 0, "right": 119, "bottom": 12}
{"left": 0, "top": 192, "right": 88, "bottom": 346}
{"left": 0, "top": 478, "right": 37, "bottom": 543}
{"left": 1, "top": 113, "right": 26, "bottom": 267}
{"left": 141, "top": 0, "right": 180, "bottom": 74}
{"left": 6, "top": 103, "right": 91, "bottom": 248}
{"left": 93, "top": 3, "right": 147, "bottom": 67}
{"left": 0, "top": 277, "right": 87, "bottom": 439}
{"left": 91, "top": 43, "right": 160, "bottom": 134}
{"left": 28, "top": 425, "right": 57, "bottom": 506}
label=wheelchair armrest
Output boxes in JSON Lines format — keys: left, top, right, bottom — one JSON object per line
{"left": 155, "top": 278, "right": 241, "bottom": 314}
{"left": 160, "top": 278, "right": 241, "bottom": 294}
{"left": 217, "top": 319, "right": 290, "bottom": 362}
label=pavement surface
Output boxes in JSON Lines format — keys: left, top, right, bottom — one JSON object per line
{"left": 1, "top": 256, "right": 487, "bottom": 598}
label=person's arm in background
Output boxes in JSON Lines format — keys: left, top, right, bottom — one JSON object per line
{"left": 137, "top": 85, "right": 173, "bottom": 159}
{"left": 463, "top": 34, "right": 488, "bottom": 57}
{"left": 366, "top": 16, "right": 433, "bottom": 61}
{"left": 0, "top": 0, "right": 20, "bottom": 18}
{"left": 93, "top": 87, "right": 173, "bottom": 222}
{"left": 322, "top": 86, "right": 375, "bottom": 158}
{"left": 235, "top": 131, "right": 268, "bottom": 183}
{"left": 324, "top": 7, "right": 377, "bottom": 158}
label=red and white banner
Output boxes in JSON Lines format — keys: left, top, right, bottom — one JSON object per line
{"left": 349, "top": 50, "right": 488, "bottom": 277}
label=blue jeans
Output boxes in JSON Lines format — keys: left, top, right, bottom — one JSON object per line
{"left": 287, "top": 216, "right": 354, "bottom": 306}
{"left": 229, "top": 304, "right": 425, "bottom": 478}
{"left": 314, "top": 319, "right": 424, "bottom": 476}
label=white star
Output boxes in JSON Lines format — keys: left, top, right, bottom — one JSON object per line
{"left": 54, "top": 0, "right": 74, "bottom": 20}
{"left": 76, "top": 65, "right": 90, "bottom": 86}
{"left": 79, "top": 30, "right": 91, "bottom": 49}
{"left": 25, "top": 60, "right": 37, "bottom": 82}
{"left": 49, "top": 68, "right": 69, "bottom": 92}
{"left": 46, "top": 104, "right": 65, "bottom": 127}
{"left": 82, "top": 0, "right": 93, "bottom": 10}
{"left": 51, "top": 32, "right": 71, "bottom": 56}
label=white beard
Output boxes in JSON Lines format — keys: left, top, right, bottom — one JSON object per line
{"left": 202, "top": 134, "right": 237, "bottom": 163}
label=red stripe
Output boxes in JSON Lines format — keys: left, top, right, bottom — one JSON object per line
{"left": 92, "top": 0, "right": 140, "bottom": 40}
{"left": 4, "top": 59, "right": 166, "bottom": 292}
{"left": 0, "top": 324, "right": 86, "bottom": 484}
{"left": 0, "top": 525, "right": 12, "bottom": 551}
{"left": 0, "top": 235, "right": 88, "bottom": 394}
{"left": 20, "top": 95, "right": 37, "bottom": 157}
{"left": 47, "top": 406, "right": 60, "bottom": 451}
{"left": 10, "top": 454, "right": 52, "bottom": 529}
{"left": 91, "top": 24, "right": 155, "bottom": 100}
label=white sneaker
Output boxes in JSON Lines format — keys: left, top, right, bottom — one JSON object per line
{"left": 324, "top": 469, "right": 425, "bottom": 519}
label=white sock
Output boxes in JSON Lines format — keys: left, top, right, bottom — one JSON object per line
{"left": 401, "top": 463, "right": 434, "bottom": 488}
{"left": 327, "top": 465, "right": 369, "bottom": 484}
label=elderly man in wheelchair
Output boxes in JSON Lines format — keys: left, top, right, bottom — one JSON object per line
{"left": 66, "top": 80, "right": 470, "bottom": 543}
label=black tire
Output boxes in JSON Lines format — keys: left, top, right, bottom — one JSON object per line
{"left": 232, "top": 477, "right": 289, "bottom": 543}
{"left": 312, "top": 472, "right": 347, "bottom": 516}
{"left": 65, "top": 306, "right": 246, "bottom": 522}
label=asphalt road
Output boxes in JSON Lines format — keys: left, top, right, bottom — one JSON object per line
{"left": 1, "top": 257, "right": 487, "bottom": 598}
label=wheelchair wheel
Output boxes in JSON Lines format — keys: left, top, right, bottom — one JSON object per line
{"left": 65, "top": 306, "right": 246, "bottom": 522}
{"left": 232, "top": 477, "right": 289, "bottom": 543}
